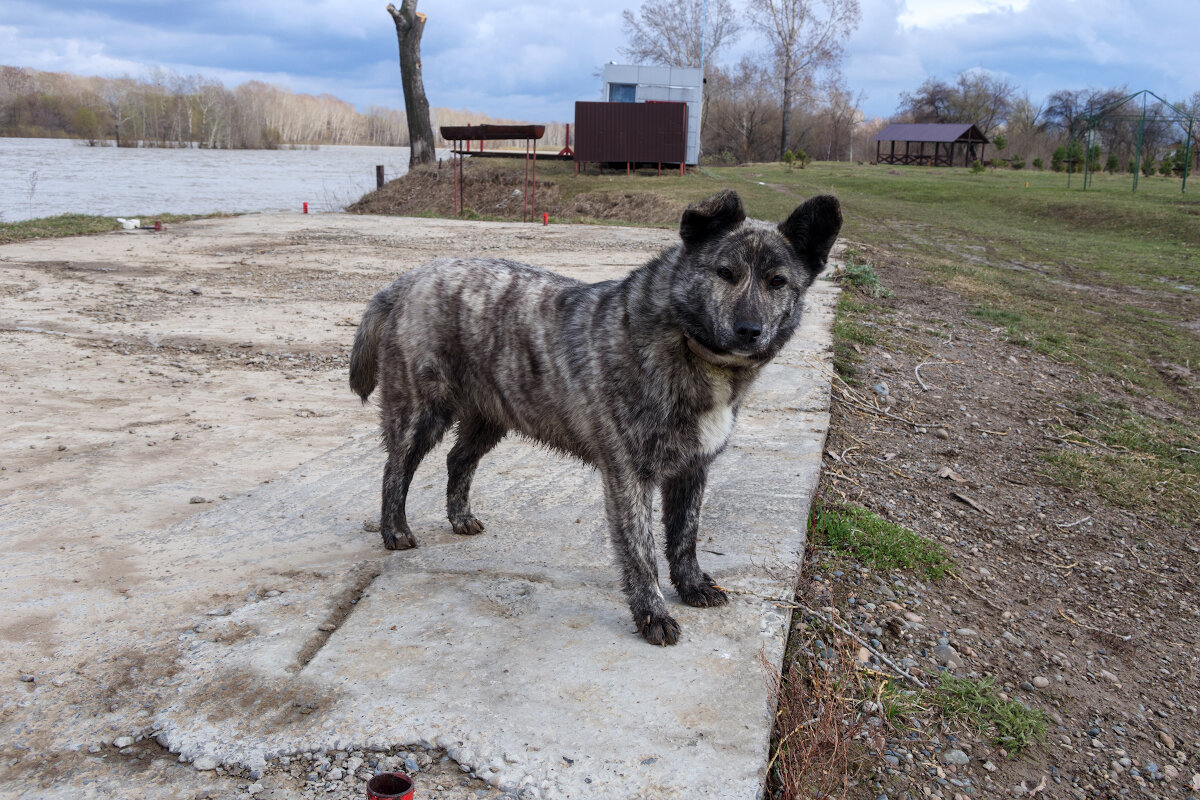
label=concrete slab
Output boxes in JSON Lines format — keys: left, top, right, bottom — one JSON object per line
{"left": 0, "top": 215, "right": 838, "bottom": 799}
{"left": 146, "top": 278, "right": 838, "bottom": 799}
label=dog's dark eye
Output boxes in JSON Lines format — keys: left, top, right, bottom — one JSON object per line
{"left": 716, "top": 267, "right": 735, "bottom": 283}
{"left": 768, "top": 275, "right": 787, "bottom": 289}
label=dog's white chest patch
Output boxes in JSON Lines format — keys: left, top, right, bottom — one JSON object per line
{"left": 697, "top": 377, "right": 734, "bottom": 455}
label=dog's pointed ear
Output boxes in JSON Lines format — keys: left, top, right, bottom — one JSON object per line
{"left": 680, "top": 190, "right": 746, "bottom": 248}
{"left": 779, "top": 194, "right": 842, "bottom": 277}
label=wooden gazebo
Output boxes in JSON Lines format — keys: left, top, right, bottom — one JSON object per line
{"left": 872, "top": 123, "right": 989, "bottom": 167}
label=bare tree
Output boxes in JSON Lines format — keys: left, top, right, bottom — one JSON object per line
{"left": 953, "top": 71, "right": 1015, "bottom": 136}
{"left": 820, "top": 79, "right": 862, "bottom": 160}
{"left": 703, "top": 57, "right": 780, "bottom": 162}
{"left": 387, "top": 0, "right": 436, "bottom": 167}
{"left": 620, "top": 0, "right": 741, "bottom": 69}
{"left": 748, "top": 0, "right": 861, "bottom": 160}
{"left": 896, "top": 71, "right": 1014, "bottom": 136}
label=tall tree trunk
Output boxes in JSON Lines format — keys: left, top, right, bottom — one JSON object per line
{"left": 387, "top": 1, "right": 436, "bottom": 167}
{"left": 778, "top": 60, "right": 793, "bottom": 160}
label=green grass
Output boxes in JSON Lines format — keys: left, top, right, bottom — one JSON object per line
{"left": 877, "top": 679, "right": 929, "bottom": 727}
{"left": 933, "top": 673, "right": 1048, "bottom": 755}
{"left": 809, "top": 503, "right": 956, "bottom": 581}
{"left": 1040, "top": 396, "right": 1200, "bottom": 525}
{"left": 700, "top": 161, "right": 1199, "bottom": 524}
{"left": 829, "top": 251, "right": 889, "bottom": 381}
{"left": 840, "top": 251, "right": 892, "bottom": 298}
{"left": 0, "top": 212, "right": 223, "bottom": 243}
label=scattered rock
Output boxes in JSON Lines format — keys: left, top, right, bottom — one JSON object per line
{"left": 363, "top": 519, "right": 382, "bottom": 532}
{"left": 932, "top": 643, "right": 962, "bottom": 669}
{"left": 189, "top": 495, "right": 210, "bottom": 504}
{"left": 113, "top": 736, "right": 134, "bottom": 748}
{"left": 942, "top": 749, "right": 969, "bottom": 766}
{"left": 1157, "top": 730, "right": 1175, "bottom": 750}
{"left": 1032, "top": 676, "right": 1050, "bottom": 688}
{"left": 192, "top": 756, "right": 219, "bottom": 771}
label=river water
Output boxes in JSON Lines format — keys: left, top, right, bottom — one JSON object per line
{"left": 0, "top": 138, "right": 440, "bottom": 222}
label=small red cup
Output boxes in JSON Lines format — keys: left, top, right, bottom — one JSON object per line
{"left": 366, "top": 772, "right": 414, "bottom": 800}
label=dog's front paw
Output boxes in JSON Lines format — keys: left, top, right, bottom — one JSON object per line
{"left": 450, "top": 514, "right": 486, "bottom": 536}
{"left": 638, "top": 613, "right": 681, "bottom": 646}
{"left": 678, "top": 574, "right": 729, "bottom": 608}
{"left": 382, "top": 527, "right": 418, "bottom": 550}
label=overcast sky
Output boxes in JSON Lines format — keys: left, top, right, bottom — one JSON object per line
{"left": 2, "top": 0, "right": 1197, "bottom": 122}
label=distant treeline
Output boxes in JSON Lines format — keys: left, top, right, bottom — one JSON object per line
{"left": 0, "top": 65, "right": 568, "bottom": 150}
{"left": 702, "top": 64, "right": 1199, "bottom": 173}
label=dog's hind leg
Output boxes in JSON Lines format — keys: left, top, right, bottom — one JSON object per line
{"left": 662, "top": 466, "right": 728, "bottom": 608}
{"left": 446, "top": 414, "right": 506, "bottom": 536}
{"left": 603, "top": 472, "right": 680, "bottom": 645}
{"left": 380, "top": 405, "right": 452, "bottom": 550}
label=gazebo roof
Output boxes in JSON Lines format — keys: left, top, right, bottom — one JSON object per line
{"left": 872, "top": 122, "right": 989, "bottom": 144}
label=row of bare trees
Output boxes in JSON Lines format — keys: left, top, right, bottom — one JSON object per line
{"left": 895, "top": 76, "right": 1199, "bottom": 171}
{"left": 620, "top": 0, "right": 1198, "bottom": 168}
{"left": 0, "top": 64, "right": 569, "bottom": 150}
{"left": 621, "top": 0, "right": 862, "bottom": 163}
{"left": 0, "top": 65, "right": 409, "bottom": 148}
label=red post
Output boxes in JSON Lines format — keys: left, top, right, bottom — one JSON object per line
{"left": 524, "top": 139, "right": 530, "bottom": 223}
{"left": 543, "top": 212, "right": 548, "bottom": 225}
{"left": 557, "top": 123, "right": 574, "bottom": 157}
{"left": 531, "top": 136, "right": 537, "bottom": 221}
{"left": 303, "top": 202, "right": 308, "bottom": 214}
{"left": 451, "top": 142, "right": 458, "bottom": 215}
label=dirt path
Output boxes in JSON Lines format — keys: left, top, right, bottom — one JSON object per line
{"left": 0, "top": 214, "right": 678, "bottom": 798}
{"left": 799, "top": 245, "right": 1199, "bottom": 800}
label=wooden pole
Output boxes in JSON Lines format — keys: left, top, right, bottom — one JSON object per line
{"left": 376, "top": 165, "right": 385, "bottom": 189}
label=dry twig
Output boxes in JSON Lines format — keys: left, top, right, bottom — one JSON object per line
{"left": 914, "top": 360, "right": 956, "bottom": 391}
{"left": 1057, "top": 607, "right": 1133, "bottom": 642}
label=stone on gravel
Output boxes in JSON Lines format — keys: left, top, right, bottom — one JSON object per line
{"left": 932, "top": 643, "right": 962, "bottom": 669}
{"left": 193, "top": 756, "right": 219, "bottom": 771}
{"left": 942, "top": 749, "right": 969, "bottom": 766}
{"left": 113, "top": 736, "right": 134, "bottom": 748}
{"left": 1157, "top": 730, "right": 1175, "bottom": 749}
{"left": 1032, "top": 676, "right": 1050, "bottom": 688}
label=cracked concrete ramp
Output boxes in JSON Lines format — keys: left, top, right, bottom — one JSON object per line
{"left": 154, "top": 278, "right": 838, "bottom": 799}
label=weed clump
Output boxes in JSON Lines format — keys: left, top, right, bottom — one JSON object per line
{"left": 934, "top": 673, "right": 1048, "bottom": 755}
{"left": 809, "top": 503, "right": 956, "bottom": 581}
{"left": 839, "top": 253, "right": 892, "bottom": 298}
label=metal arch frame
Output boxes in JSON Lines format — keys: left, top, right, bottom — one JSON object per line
{"left": 1070, "top": 89, "right": 1195, "bottom": 194}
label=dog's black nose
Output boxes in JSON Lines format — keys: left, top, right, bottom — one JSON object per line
{"left": 735, "top": 321, "right": 762, "bottom": 342}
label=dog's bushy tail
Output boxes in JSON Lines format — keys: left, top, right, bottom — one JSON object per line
{"left": 349, "top": 286, "right": 396, "bottom": 402}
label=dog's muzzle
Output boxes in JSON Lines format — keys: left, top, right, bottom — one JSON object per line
{"left": 685, "top": 335, "right": 766, "bottom": 367}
